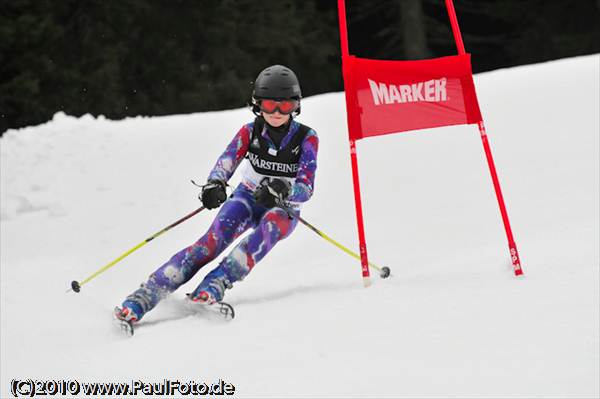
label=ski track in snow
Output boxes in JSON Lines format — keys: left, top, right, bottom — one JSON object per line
{"left": 1, "top": 55, "right": 599, "bottom": 397}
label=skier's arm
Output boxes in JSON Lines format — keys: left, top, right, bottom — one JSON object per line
{"left": 207, "top": 125, "right": 251, "bottom": 183}
{"left": 288, "top": 129, "right": 319, "bottom": 203}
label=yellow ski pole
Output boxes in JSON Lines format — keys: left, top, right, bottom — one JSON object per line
{"left": 293, "top": 213, "right": 391, "bottom": 279}
{"left": 69, "top": 206, "right": 206, "bottom": 293}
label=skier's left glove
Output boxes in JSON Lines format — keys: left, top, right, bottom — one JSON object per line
{"left": 254, "top": 178, "right": 291, "bottom": 208}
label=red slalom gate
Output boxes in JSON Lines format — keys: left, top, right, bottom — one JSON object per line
{"left": 337, "top": 0, "right": 523, "bottom": 282}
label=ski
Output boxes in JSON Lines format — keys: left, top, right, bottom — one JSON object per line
{"left": 116, "top": 318, "right": 135, "bottom": 336}
{"left": 211, "top": 301, "right": 235, "bottom": 320}
{"left": 113, "top": 299, "right": 234, "bottom": 337}
{"left": 185, "top": 293, "right": 235, "bottom": 321}
{"left": 113, "top": 307, "right": 135, "bottom": 336}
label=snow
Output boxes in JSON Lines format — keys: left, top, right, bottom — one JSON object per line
{"left": 1, "top": 55, "right": 599, "bottom": 398}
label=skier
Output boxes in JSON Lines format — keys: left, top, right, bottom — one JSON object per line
{"left": 115, "top": 65, "right": 318, "bottom": 325}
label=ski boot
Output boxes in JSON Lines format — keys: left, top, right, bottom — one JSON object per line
{"left": 113, "top": 306, "right": 139, "bottom": 336}
{"left": 189, "top": 289, "right": 217, "bottom": 304}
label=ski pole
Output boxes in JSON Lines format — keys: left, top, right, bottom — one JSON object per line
{"left": 69, "top": 206, "right": 206, "bottom": 293}
{"left": 285, "top": 208, "right": 391, "bottom": 279}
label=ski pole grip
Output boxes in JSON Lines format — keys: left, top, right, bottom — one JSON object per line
{"left": 71, "top": 280, "right": 81, "bottom": 293}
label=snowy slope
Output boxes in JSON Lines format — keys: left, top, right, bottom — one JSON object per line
{"left": 1, "top": 55, "right": 598, "bottom": 398}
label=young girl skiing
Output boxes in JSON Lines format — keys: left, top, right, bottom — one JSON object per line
{"left": 115, "top": 65, "right": 318, "bottom": 325}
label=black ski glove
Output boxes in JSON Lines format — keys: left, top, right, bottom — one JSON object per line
{"left": 201, "top": 180, "right": 227, "bottom": 209}
{"left": 254, "top": 178, "right": 291, "bottom": 208}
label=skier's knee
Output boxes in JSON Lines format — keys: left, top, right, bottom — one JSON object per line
{"left": 262, "top": 208, "right": 297, "bottom": 240}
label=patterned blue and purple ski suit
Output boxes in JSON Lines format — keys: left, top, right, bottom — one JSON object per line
{"left": 121, "top": 118, "right": 318, "bottom": 320}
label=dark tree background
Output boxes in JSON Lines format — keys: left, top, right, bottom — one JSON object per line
{"left": 1, "top": 0, "right": 598, "bottom": 134}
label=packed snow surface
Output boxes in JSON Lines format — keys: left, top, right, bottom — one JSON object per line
{"left": 1, "top": 55, "right": 599, "bottom": 397}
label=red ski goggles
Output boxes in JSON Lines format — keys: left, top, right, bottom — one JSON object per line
{"left": 258, "top": 99, "right": 299, "bottom": 115}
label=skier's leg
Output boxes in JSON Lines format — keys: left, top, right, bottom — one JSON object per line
{"left": 120, "top": 191, "right": 255, "bottom": 320}
{"left": 190, "top": 207, "right": 298, "bottom": 302}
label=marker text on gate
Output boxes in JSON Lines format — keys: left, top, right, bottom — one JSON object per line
{"left": 368, "top": 78, "right": 448, "bottom": 106}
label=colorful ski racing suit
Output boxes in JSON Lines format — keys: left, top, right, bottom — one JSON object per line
{"left": 121, "top": 118, "right": 318, "bottom": 320}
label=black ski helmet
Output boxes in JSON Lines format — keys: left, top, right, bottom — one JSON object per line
{"left": 251, "top": 65, "right": 302, "bottom": 116}
{"left": 253, "top": 65, "right": 302, "bottom": 100}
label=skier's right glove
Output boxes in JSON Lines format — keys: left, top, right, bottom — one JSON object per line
{"left": 201, "top": 180, "right": 227, "bottom": 209}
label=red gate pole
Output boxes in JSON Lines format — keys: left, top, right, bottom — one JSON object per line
{"left": 338, "top": 0, "right": 372, "bottom": 286}
{"left": 445, "top": 0, "right": 523, "bottom": 276}
{"left": 477, "top": 122, "right": 523, "bottom": 275}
